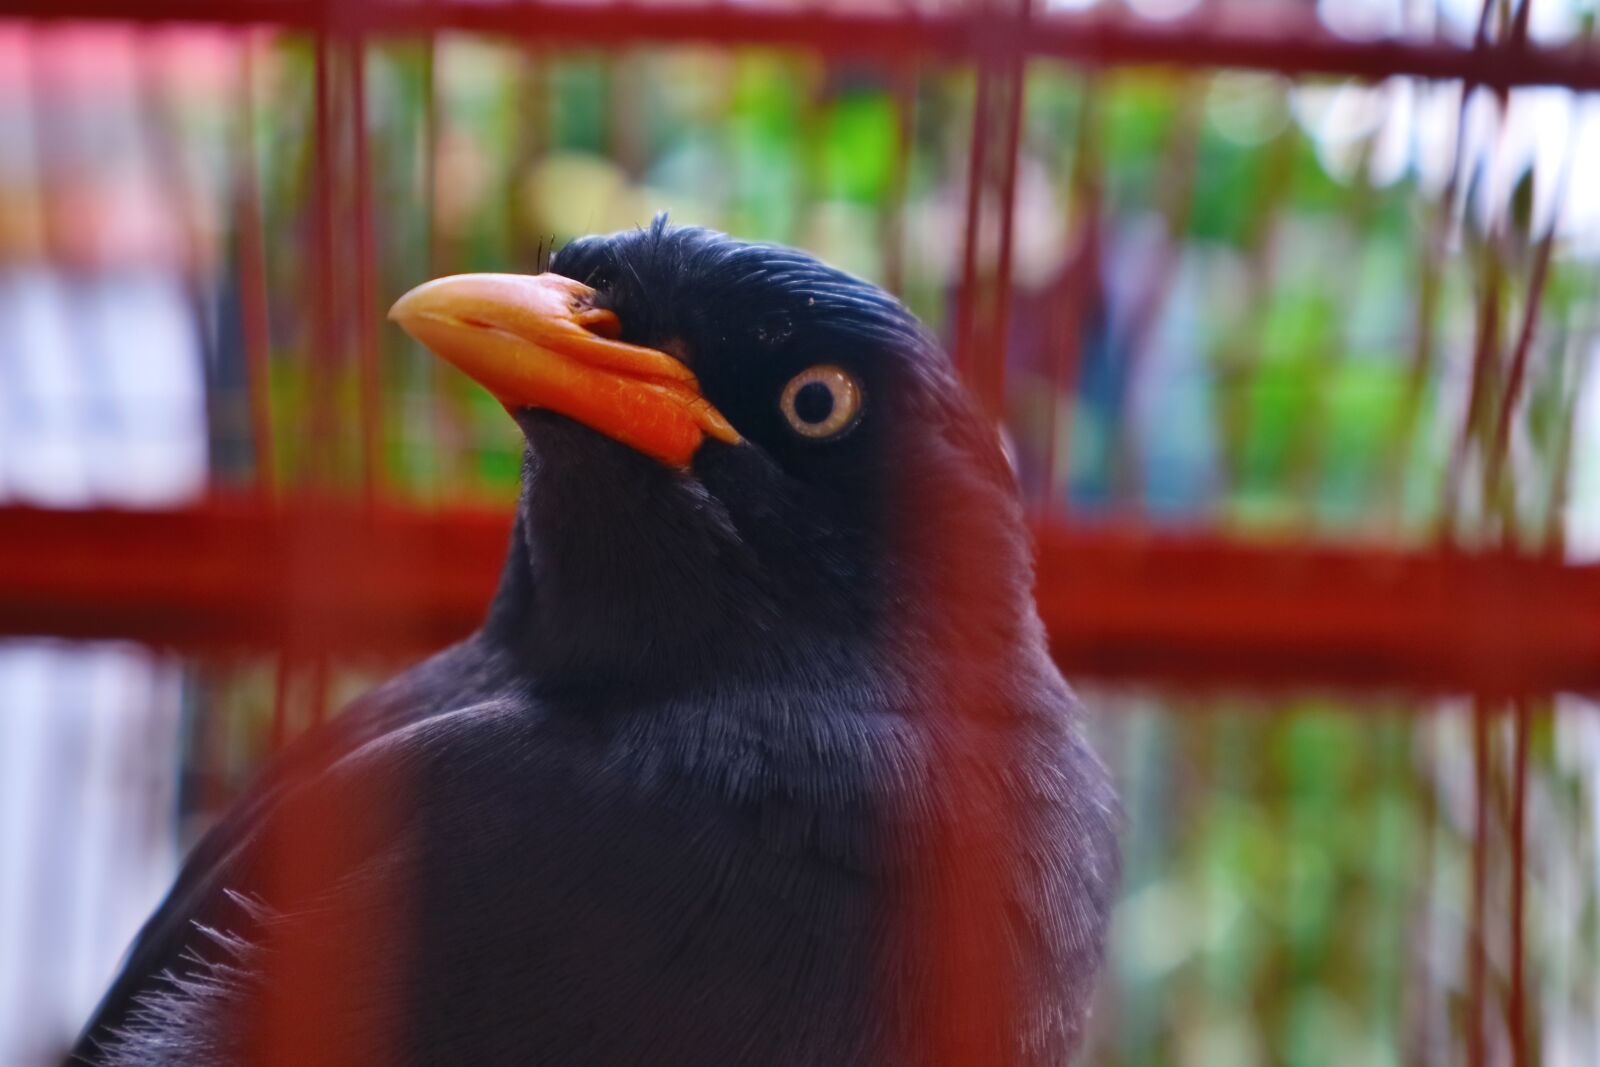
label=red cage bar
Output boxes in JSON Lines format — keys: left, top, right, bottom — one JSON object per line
{"left": 12, "top": 1, "right": 1600, "bottom": 91}
{"left": 4, "top": 502, "right": 1599, "bottom": 696}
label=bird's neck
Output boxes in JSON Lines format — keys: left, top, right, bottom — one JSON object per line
{"left": 480, "top": 440, "right": 1043, "bottom": 708}
{"left": 483, "top": 507, "right": 538, "bottom": 635}
{"left": 482, "top": 481, "right": 863, "bottom": 697}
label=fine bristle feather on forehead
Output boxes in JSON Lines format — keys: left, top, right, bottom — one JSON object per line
{"left": 554, "top": 217, "right": 933, "bottom": 357}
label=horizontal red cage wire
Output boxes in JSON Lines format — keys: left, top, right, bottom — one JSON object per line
{"left": 13, "top": 0, "right": 1600, "bottom": 91}
{"left": 3, "top": 504, "right": 1597, "bottom": 697}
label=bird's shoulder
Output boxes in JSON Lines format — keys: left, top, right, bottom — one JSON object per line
{"left": 68, "top": 636, "right": 520, "bottom": 1062}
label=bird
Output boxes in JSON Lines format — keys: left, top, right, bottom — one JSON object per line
{"left": 70, "top": 217, "right": 1119, "bottom": 1067}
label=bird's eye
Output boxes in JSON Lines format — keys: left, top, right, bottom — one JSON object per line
{"left": 779, "top": 365, "right": 862, "bottom": 440}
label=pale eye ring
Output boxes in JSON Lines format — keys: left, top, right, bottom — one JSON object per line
{"left": 779, "top": 365, "right": 863, "bottom": 439}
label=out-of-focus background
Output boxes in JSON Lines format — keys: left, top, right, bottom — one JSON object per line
{"left": 2, "top": 1, "right": 1599, "bottom": 1064}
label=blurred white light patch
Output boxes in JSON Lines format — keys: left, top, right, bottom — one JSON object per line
{"left": 1567, "top": 337, "right": 1600, "bottom": 563}
{"left": 0, "top": 271, "right": 91, "bottom": 505}
{"left": 1293, "top": 78, "right": 1600, "bottom": 255}
{"left": 1207, "top": 72, "right": 1293, "bottom": 147}
{"left": 1125, "top": 0, "right": 1204, "bottom": 19}
{"left": 1320, "top": 0, "right": 1589, "bottom": 45}
{"left": 1549, "top": 695, "right": 1600, "bottom": 1066}
{"left": 1290, "top": 78, "right": 1416, "bottom": 187}
{"left": 1317, "top": 0, "right": 1407, "bottom": 41}
{"left": 0, "top": 640, "right": 183, "bottom": 1066}
{"left": 0, "top": 267, "right": 207, "bottom": 508}
{"left": 79, "top": 272, "right": 209, "bottom": 506}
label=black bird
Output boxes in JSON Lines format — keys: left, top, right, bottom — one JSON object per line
{"left": 72, "top": 219, "right": 1119, "bottom": 1067}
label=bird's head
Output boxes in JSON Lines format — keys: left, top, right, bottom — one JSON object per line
{"left": 391, "top": 219, "right": 1038, "bottom": 697}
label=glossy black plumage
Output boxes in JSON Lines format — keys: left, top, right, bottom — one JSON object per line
{"left": 72, "top": 219, "right": 1119, "bottom": 1066}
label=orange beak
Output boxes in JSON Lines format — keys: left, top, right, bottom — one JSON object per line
{"left": 388, "top": 273, "right": 739, "bottom": 467}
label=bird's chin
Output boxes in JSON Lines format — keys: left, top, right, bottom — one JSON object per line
{"left": 511, "top": 406, "right": 723, "bottom": 535}
{"left": 513, "top": 408, "right": 666, "bottom": 475}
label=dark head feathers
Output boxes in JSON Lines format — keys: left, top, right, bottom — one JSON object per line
{"left": 555, "top": 214, "right": 933, "bottom": 366}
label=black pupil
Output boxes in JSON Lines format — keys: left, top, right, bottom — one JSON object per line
{"left": 793, "top": 381, "right": 835, "bottom": 425}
